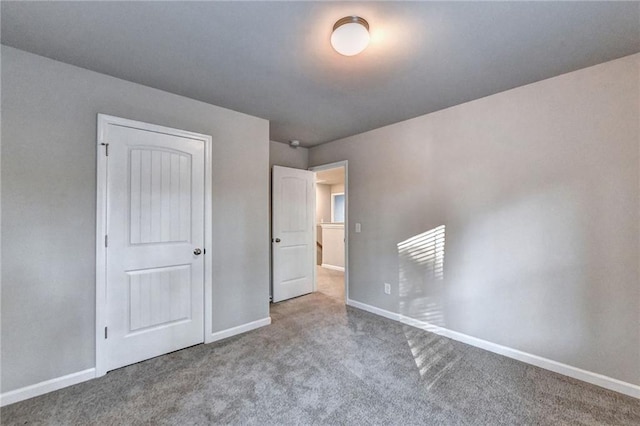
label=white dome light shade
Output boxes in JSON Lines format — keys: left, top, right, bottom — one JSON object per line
{"left": 331, "top": 16, "right": 370, "bottom": 56}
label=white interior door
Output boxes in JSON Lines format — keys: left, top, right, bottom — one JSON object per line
{"left": 102, "top": 120, "right": 206, "bottom": 372}
{"left": 272, "top": 166, "right": 315, "bottom": 302}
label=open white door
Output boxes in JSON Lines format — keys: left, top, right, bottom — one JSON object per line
{"left": 272, "top": 166, "right": 315, "bottom": 302}
{"left": 97, "top": 115, "right": 211, "bottom": 374}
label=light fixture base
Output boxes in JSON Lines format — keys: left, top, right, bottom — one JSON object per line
{"left": 333, "top": 16, "right": 369, "bottom": 32}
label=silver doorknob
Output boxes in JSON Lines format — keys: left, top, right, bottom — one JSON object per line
{"left": 193, "top": 248, "right": 202, "bottom": 255}
{"left": 274, "top": 238, "right": 281, "bottom": 243}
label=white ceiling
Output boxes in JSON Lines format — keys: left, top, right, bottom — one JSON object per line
{"left": 316, "top": 167, "right": 345, "bottom": 186}
{"left": 2, "top": 1, "right": 638, "bottom": 147}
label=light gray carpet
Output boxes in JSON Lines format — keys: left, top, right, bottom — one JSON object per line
{"left": 316, "top": 266, "right": 345, "bottom": 301}
{"left": 2, "top": 278, "right": 639, "bottom": 425}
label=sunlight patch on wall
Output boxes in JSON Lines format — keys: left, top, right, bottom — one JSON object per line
{"left": 398, "top": 225, "right": 445, "bottom": 279}
{"left": 398, "top": 225, "right": 454, "bottom": 381}
{"left": 398, "top": 225, "right": 446, "bottom": 327}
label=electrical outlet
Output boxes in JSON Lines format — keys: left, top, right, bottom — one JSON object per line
{"left": 384, "top": 283, "right": 391, "bottom": 295}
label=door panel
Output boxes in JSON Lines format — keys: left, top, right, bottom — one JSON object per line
{"left": 281, "top": 177, "right": 308, "bottom": 231}
{"left": 127, "top": 265, "right": 191, "bottom": 332}
{"left": 272, "top": 166, "right": 315, "bottom": 302}
{"left": 105, "top": 123, "right": 205, "bottom": 372}
{"left": 129, "top": 149, "right": 191, "bottom": 244}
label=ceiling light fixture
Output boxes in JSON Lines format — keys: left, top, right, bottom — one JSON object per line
{"left": 331, "top": 16, "right": 370, "bottom": 56}
{"left": 289, "top": 140, "right": 300, "bottom": 148}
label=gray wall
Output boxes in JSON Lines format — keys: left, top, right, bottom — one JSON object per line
{"left": 269, "top": 141, "right": 308, "bottom": 170}
{"left": 309, "top": 54, "right": 640, "bottom": 386}
{"left": 1, "top": 46, "right": 270, "bottom": 392}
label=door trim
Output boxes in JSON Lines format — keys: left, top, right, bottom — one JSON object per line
{"left": 95, "top": 114, "right": 213, "bottom": 377}
{"left": 309, "top": 161, "right": 349, "bottom": 301}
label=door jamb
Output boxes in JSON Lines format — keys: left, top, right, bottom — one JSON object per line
{"left": 95, "top": 114, "right": 213, "bottom": 377}
{"left": 308, "top": 161, "right": 349, "bottom": 301}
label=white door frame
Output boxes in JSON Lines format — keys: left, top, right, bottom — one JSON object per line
{"left": 95, "top": 114, "right": 213, "bottom": 377}
{"left": 309, "top": 161, "right": 349, "bottom": 301}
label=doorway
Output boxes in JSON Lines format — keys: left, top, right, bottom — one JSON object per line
{"left": 310, "top": 161, "right": 348, "bottom": 303}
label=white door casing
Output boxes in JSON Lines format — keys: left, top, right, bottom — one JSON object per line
{"left": 96, "top": 115, "right": 212, "bottom": 376}
{"left": 272, "top": 166, "right": 315, "bottom": 302}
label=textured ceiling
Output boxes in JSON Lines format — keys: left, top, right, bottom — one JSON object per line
{"left": 2, "top": 1, "right": 639, "bottom": 147}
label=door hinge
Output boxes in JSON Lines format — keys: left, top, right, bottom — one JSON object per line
{"left": 105, "top": 235, "right": 108, "bottom": 247}
{"left": 100, "top": 142, "right": 109, "bottom": 156}
{"left": 104, "top": 326, "right": 108, "bottom": 339}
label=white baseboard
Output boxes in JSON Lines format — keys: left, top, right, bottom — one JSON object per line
{"left": 206, "top": 317, "right": 271, "bottom": 344}
{"left": 347, "top": 299, "right": 640, "bottom": 399}
{"left": 321, "top": 264, "right": 345, "bottom": 272}
{"left": 2, "top": 318, "right": 272, "bottom": 407}
{"left": 346, "top": 298, "right": 400, "bottom": 321}
{"left": 1, "top": 368, "right": 96, "bottom": 407}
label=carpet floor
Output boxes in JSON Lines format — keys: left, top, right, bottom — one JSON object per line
{"left": 2, "top": 271, "right": 639, "bottom": 425}
{"left": 316, "top": 266, "right": 345, "bottom": 301}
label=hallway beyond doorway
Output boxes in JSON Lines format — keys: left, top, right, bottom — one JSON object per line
{"left": 316, "top": 266, "right": 344, "bottom": 302}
